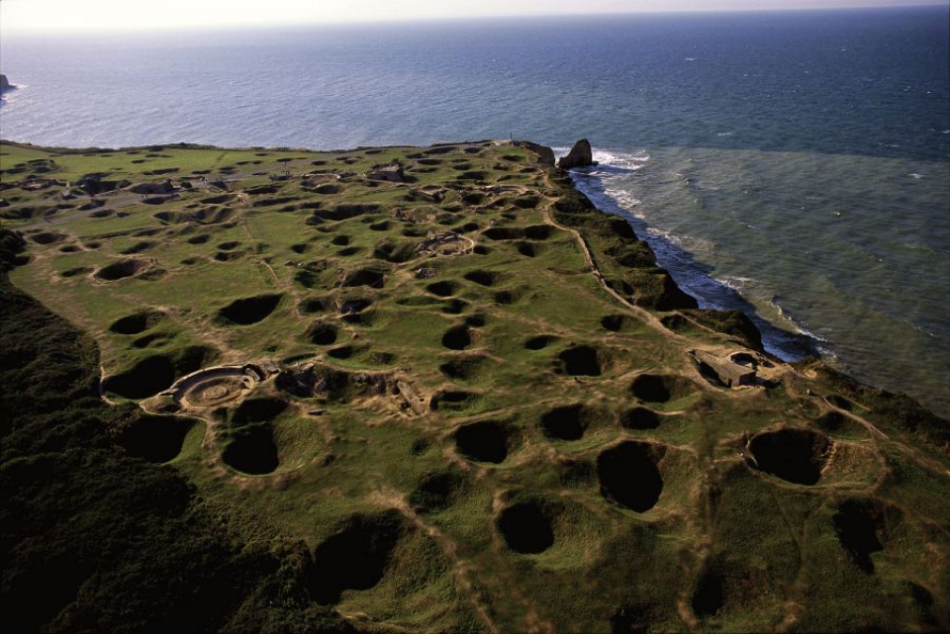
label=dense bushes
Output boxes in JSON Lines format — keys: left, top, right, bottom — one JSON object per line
{"left": 0, "top": 229, "right": 353, "bottom": 633}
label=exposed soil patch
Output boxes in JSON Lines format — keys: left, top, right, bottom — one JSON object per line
{"left": 597, "top": 441, "right": 664, "bottom": 512}
{"left": 187, "top": 234, "right": 210, "bottom": 245}
{"left": 95, "top": 259, "right": 147, "bottom": 281}
{"left": 833, "top": 500, "right": 885, "bottom": 574}
{"left": 629, "top": 374, "right": 697, "bottom": 404}
{"left": 109, "top": 310, "right": 165, "bottom": 335}
{"left": 540, "top": 405, "right": 590, "bottom": 441}
{"left": 410, "top": 471, "right": 464, "bottom": 513}
{"left": 114, "top": 414, "right": 194, "bottom": 463}
{"left": 557, "top": 345, "right": 602, "bottom": 377}
{"left": 307, "top": 322, "right": 339, "bottom": 346}
{"left": 621, "top": 407, "right": 661, "bottom": 430}
{"left": 454, "top": 420, "right": 509, "bottom": 463}
{"left": 331, "top": 235, "right": 351, "bottom": 246}
{"left": 441, "top": 325, "right": 473, "bottom": 350}
{"left": 309, "top": 512, "right": 405, "bottom": 605}
{"left": 498, "top": 501, "right": 554, "bottom": 554}
{"left": 748, "top": 427, "right": 831, "bottom": 485}
{"left": 217, "top": 240, "right": 241, "bottom": 251}
{"left": 217, "top": 294, "right": 283, "bottom": 326}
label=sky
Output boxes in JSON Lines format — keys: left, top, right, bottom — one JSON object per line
{"left": 1, "top": 0, "right": 947, "bottom": 33}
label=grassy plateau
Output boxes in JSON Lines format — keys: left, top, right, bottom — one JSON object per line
{"left": 1, "top": 138, "right": 948, "bottom": 633}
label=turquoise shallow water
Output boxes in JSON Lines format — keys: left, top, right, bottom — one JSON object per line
{"left": 1, "top": 7, "right": 948, "bottom": 414}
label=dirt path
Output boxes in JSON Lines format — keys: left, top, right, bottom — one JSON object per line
{"left": 369, "top": 488, "right": 499, "bottom": 634}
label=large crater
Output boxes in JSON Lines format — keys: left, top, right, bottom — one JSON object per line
{"left": 597, "top": 441, "right": 664, "bottom": 512}
{"left": 748, "top": 427, "right": 831, "bottom": 486}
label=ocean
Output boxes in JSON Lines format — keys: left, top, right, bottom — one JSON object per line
{"left": 2, "top": 6, "right": 948, "bottom": 415}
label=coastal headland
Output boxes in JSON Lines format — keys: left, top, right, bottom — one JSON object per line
{"left": 1, "top": 138, "right": 947, "bottom": 633}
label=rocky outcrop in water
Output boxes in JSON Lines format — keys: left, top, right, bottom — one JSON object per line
{"left": 0, "top": 74, "right": 12, "bottom": 93}
{"left": 557, "top": 139, "right": 595, "bottom": 170}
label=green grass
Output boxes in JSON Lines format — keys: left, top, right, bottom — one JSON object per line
{"left": 2, "top": 139, "right": 948, "bottom": 633}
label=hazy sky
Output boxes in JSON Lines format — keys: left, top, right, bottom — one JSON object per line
{"left": 1, "top": 0, "right": 947, "bottom": 33}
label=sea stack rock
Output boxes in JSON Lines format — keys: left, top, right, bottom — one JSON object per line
{"left": 557, "top": 139, "right": 596, "bottom": 170}
{"left": 0, "top": 74, "right": 12, "bottom": 92}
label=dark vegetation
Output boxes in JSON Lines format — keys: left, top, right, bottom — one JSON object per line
{"left": 0, "top": 231, "right": 353, "bottom": 633}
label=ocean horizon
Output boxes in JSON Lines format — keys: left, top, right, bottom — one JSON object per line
{"left": 2, "top": 5, "right": 948, "bottom": 415}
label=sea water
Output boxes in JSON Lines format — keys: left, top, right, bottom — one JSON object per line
{"left": 2, "top": 7, "right": 948, "bottom": 414}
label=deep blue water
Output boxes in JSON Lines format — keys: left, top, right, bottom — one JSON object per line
{"left": 2, "top": 7, "right": 949, "bottom": 414}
